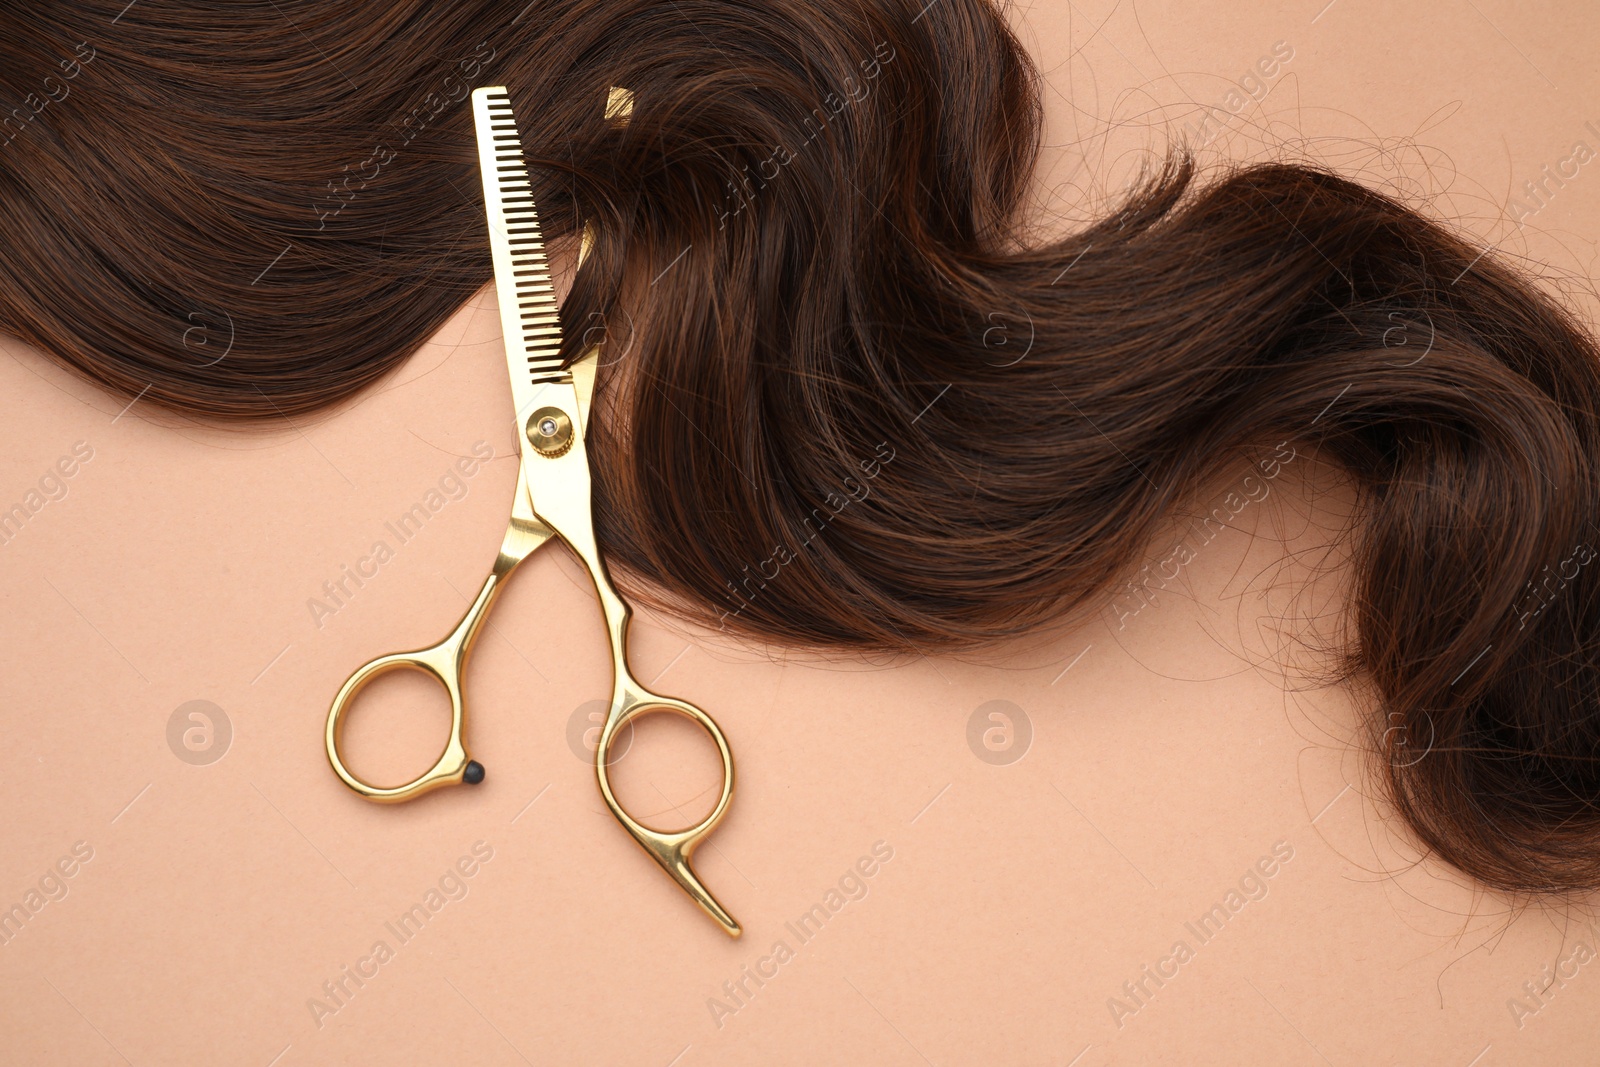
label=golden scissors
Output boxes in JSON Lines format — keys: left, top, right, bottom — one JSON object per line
{"left": 324, "top": 84, "right": 740, "bottom": 937}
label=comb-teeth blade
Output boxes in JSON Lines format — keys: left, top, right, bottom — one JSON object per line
{"left": 471, "top": 86, "right": 567, "bottom": 403}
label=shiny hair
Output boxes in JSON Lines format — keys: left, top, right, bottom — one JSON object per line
{"left": 4, "top": 0, "right": 1600, "bottom": 896}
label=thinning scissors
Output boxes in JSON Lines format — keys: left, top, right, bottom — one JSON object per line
{"left": 324, "top": 84, "right": 740, "bottom": 937}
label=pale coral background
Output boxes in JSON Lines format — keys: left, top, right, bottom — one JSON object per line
{"left": 4, "top": 1, "right": 1600, "bottom": 1064}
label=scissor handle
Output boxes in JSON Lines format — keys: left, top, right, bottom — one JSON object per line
{"left": 324, "top": 572, "right": 500, "bottom": 803}
{"left": 595, "top": 681, "right": 740, "bottom": 937}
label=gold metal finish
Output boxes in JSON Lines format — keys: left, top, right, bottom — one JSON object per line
{"left": 324, "top": 464, "right": 553, "bottom": 801}
{"left": 604, "top": 86, "right": 635, "bottom": 123}
{"left": 525, "top": 407, "right": 573, "bottom": 457}
{"left": 323, "top": 84, "right": 741, "bottom": 938}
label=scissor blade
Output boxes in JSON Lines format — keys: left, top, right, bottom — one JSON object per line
{"left": 472, "top": 86, "right": 567, "bottom": 419}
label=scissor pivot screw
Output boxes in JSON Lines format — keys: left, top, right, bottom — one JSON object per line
{"left": 526, "top": 407, "right": 574, "bottom": 457}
